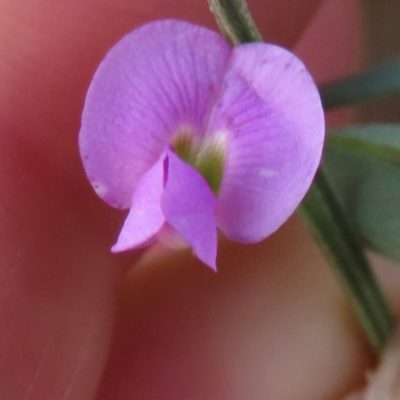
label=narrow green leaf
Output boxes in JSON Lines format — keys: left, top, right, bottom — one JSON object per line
{"left": 324, "top": 124, "right": 400, "bottom": 263}
{"left": 320, "top": 57, "right": 400, "bottom": 109}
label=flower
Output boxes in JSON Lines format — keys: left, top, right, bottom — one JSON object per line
{"left": 79, "top": 19, "right": 324, "bottom": 270}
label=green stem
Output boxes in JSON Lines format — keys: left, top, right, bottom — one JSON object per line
{"left": 208, "top": 0, "right": 395, "bottom": 351}
{"left": 208, "top": 0, "right": 262, "bottom": 44}
{"left": 298, "top": 169, "right": 394, "bottom": 350}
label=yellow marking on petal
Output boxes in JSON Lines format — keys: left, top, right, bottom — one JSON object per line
{"left": 195, "top": 131, "right": 227, "bottom": 194}
{"left": 171, "top": 126, "right": 227, "bottom": 194}
{"left": 171, "top": 126, "right": 197, "bottom": 164}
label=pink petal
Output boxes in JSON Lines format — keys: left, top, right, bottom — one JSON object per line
{"left": 161, "top": 151, "right": 217, "bottom": 270}
{"left": 112, "top": 154, "right": 166, "bottom": 252}
{"left": 79, "top": 20, "right": 231, "bottom": 209}
{"left": 207, "top": 43, "right": 324, "bottom": 242}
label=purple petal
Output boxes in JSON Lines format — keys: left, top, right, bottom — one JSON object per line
{"left": 79, "top": 20, "right": 231, "bottom": 209}
{"left": 161, "top": 151, "right": 217, "bottom": 270}
{"left": 207, "top": 43, "right": 324, "bottom": 242}
{"left": 111, "top": 154, "right": 166, "bottom": 252}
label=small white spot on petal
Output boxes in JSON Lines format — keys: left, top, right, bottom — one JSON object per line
{"left": 92, "top": 182, "right": 108, "bottom": 197}
{"left": 258, "top": 168, "right": 276, "bottom": 178}
{"left": 210, "top": 130, "right": 228, "bottom": 148}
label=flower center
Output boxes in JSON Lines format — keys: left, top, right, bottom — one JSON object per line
{"left": 171, "top": 127, "right": 226, "bottom": 194}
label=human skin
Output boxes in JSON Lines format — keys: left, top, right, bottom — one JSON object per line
{"left": 0, "top": 1, "right": 399, "bottom": 399}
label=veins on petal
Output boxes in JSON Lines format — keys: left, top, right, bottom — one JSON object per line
{"left": 79, "top": 20, "right": 324, "bottom": 268}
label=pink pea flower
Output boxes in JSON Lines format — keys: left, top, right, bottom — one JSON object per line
{"left": 79, "top": 19, "right": 324, "bottom": 270}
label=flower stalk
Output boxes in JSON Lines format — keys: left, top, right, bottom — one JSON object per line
{"left": 208, "top": 0, "right": 262, "bottom": 44}
{"left": 208, "top": 0, "right": 395, "bottom": 351}
{"left": 298, "top": 169, "right": 394, "bottom": 350}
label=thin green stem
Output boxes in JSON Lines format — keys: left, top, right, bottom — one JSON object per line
{"left": 208, "top": 0, "right": 262, "bottom": 44}
{"left": 208, "top": 0, "right": 395, "bottom": 351}
{"left": 298, "top": 169, "right": 394, "bottom": 350}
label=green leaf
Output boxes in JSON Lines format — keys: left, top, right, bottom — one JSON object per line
{"left": 319, "top": 57, "right": 400, "bottom": 109}
{"left": 324, "top": 124, "right": 400, "bottom": 263}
